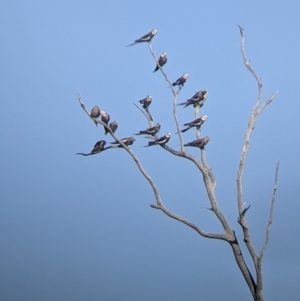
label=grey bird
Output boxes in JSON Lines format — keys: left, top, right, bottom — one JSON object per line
{"left": 172, "top": 74, "right": 189, "bottom": 87}
{"left": 127, "top": 29, "right": 158, "bottom": 47}
{"left": 76, "top": 140, "right": 107, "bottom": 156}
{"left": 139, "top": 95, "right": 152, "bottom": 109}
{"left": 184, "top": 136, "right": 210, "bottom": 149}
{"left": 180, "top": 115, "right": 207, "bottom": 133}
{"left": 135, "top": 123, "right": 161, "bottom": 136}
{"left": 145, "top": 133, "right": 171, "bottom": 147}
{"left": 153, "top": 52, "right": 167, "bottom": 72}
{"left": 90, "top": 106, "right": 100, "bottom": 125}
{"left": 100, "top": 111, "right": 110, "bottom": 134}
{"left": 108, "top": 121, "right": 118, "bottom": 134}
{"left": 178, "top": 90, "right": 208, "bottom": 108}
{"left": 109, "top": 137, "right": 136, "bottom": 148}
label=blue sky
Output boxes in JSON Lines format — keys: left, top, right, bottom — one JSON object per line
{"left": 1, "top": 1, "right": 300, "bottom": 300}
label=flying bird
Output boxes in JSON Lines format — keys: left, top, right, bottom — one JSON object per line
{"left": 76, "top": 140, "right": 107, "bottom": 156}
{"left": 134, "top": 123, "right": 161, "bottom": 136}
{"left": 184, "top": 136, "right": 210, "bottom": 149}
{"left": 127, "top": 29, "right": 158, "bottom": 47}
{"left": 180, "top": 115, "right": 207, "bottom": 133}
{"left": 172, "top": 74, "right": 189, "bottom": 87}
{"left": 178, "top": 90, "right": 208, "bottom": 108}
{"left": 109, "top": 137, "right": 136, "bottom": 148}
{"left": 145, "top": 133, "right": 171, "bottom": 147}
{"left": 90, "top": 106, "right": 100, "bottom": 125}
{"left": 153, "top": 52, "right": 167, "bottom": 72}
{"left": 139, "top": 95, "right": 152, "bottom": 109}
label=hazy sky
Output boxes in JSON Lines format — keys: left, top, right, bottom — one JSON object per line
{"left": 1, "top": 1, "right": 300, "bottom": 300}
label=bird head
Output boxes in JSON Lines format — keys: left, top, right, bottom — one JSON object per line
{"left": 100, "top": 110, "right": 106, "bottom": 115}
{"left": 183, "top": 74, "right": 189, "bottom": 79}
{"left": 161, "top": 52, "right": 167, "bottom": 57}
{"left": 152, "top": 29, "right": 158, "bottom": 35}
{"left": 204, "top": 136, "right": 210, "bottom": 143}
{"left": 202, "top": 115, "right": 208, "bottom": 121}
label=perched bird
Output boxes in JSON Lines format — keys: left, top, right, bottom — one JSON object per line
{"left": 108, "top": 121, "right": 118, "bottom": 134}
{"left": 134, "top": 123, "right": 161, "bottom": 136}
{"left": 109, "top": 137, "right": 136, "bottom": 148}
{"left": 76, "top": 140, "right": 107, "bottom": 156}
{"left": 184, "top": 136, "right": 210, "bottom": 149}
{"left": 153, "top": 52, "right": 167, "bottom": 72}
{"left": 90, "top": 106, "right": 100, "bottom": 125}
{"left": 180, "top": 115, "right": 207, "bottom": 133}
{"left": 100, "top": 111, "right": 110, "bottom": 134}
{"left": 139, "top": 95, "right": 152, "bottom": 109}
{"left": 127, "top": 29, "right": 158, "bottom": 47}
{"left": 145, "top": 133, "right": 171, "bottom": 147}
{"left": 172, "top": 74, "right": 189, "bottom": 87}
{"left": 178, "top": 90, "right": 208, "bottom": 108}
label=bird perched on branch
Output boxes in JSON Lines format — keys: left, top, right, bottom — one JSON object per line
{"left": 178, "top": 90, "right": 208, "bottom": 108}
{"left": 184, "top": 136, "right": 210, "bottom": 149}
{"left": 139, "top": 95, "right": 152, "bottom": 109}
{"left": 100, "top": 111, "right": 110, "bottom": 134}
{"left": 134, "top": 123, "right": 161, "bottom": 136}
{"left": 180, "top": 115, "right": 207, "bottom": 133}
{"left": 153, "top": 52, "right": 167, "bottom": 72}
{"left": 90, "top": 106, "right": 100, "bottom": 125}
{"left": 76, "top": 140, "right": 107, "bottom": 156}
{"left": 172, "top": 74, "right": 189, "bottom": 87}
{"left": 145, "top": 133, "right": 171, "bottom": 147}
{"left": 109, "top": 137, "right": 136, "bottom": 148}
{"left": 108, "top": 121, "right": 118, "bottom": 135}
{"left": 127, "top": 29, "right": 158, "bottom": 47}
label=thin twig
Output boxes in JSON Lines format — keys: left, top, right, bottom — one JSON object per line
{"left": 259, "top": 161, "right": 280, "bottom": 260}
{"left": 133, "top": 102, "right": 152, "bottom": 127}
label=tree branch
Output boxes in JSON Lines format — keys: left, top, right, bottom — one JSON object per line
{"left": 236, "top": 26, "right": 279, "bottom": 301}
{"left": 148, "top": 42, "right": 185, "bottom": 152}
{"left": 256, "top": 161, "right": 280, "bottom": 295}
{"left": 78, "top": 94, "right": 163, "bottom": 207}
{"left": 133, "top": 102, "right": 152, "bottom": 127}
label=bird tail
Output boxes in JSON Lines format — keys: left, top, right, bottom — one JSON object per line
{"left": 172, "top": 83, "right": 176, "bottom": 86}
{"left": 177, "top": 102, "right": 186, "bottom": 106}
{"left": 144, "top": 141, "right": 154, "bottom": 147}
{"left": 76, "top": 153, "right": 89, "bottom": 156}
{"left": 181, "top": 127, "right": 189, "bottom": 133}
{"left": 126, "top": 42, "right": 136, "bottom": 47}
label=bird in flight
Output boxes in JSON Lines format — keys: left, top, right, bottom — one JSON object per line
{"left": 172, "top": 74, "right": 189, "bottom": 87}
{"left": 153, "top": 52, "right": 167, "bottom": 72}
{"left": 127, "top": 29, "right": 158, "bottom": 47}
{"left": 145, "top": 133, "right": 171, "bottom": 147}
{"left": 184, "top": 136, "right": 210, "bottom": 149}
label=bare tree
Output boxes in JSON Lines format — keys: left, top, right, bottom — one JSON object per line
{"left": 77, "top": 26, "right": 279, "bottom": 301}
